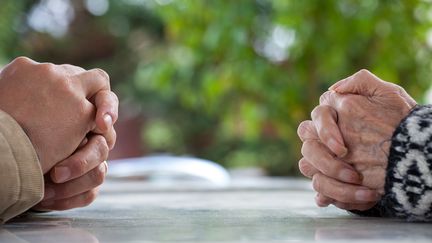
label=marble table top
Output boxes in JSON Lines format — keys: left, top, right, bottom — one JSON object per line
{"left": 1, "top": 176, "right": 431, "bottom": 243}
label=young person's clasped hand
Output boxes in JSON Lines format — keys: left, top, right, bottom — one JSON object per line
{"left": 0, "top": 57, "right": 119, "bottom": 211}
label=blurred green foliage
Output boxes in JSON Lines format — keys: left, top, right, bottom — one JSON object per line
{"left": 0, "top": 0, "right": 431, "bottom": 175}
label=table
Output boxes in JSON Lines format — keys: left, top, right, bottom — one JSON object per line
{"left": 1, "top": 176, "right": 431, "bottom": 243}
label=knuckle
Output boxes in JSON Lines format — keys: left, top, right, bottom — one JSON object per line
{"left": 51, "top": 187, "right": 66, "bottom": 199}
{"left": 320, "top": 152, "right": 345, "bottom": 175}
{"left": 95, "top": 136, "right": 109, "bottom": 160}
{"left": 101, "top": 90, "right": 119, "bottom": 105}
{"left": 61, "top": 64, "right": 85, "bottom": 72}
{"left": 100, "top": 99, "right": 113, "bottom": 110}
{"left": 94, "top": 134, "right": 107, "bottom": 147}
{"left": 338, "top": 96, "right": 355, "bottom": 112}
{"left": 321, "top": 163, "right": 340, "bottom": 179}
{"left": 38, "top": 63, "right": 57, "bottom": 76}
{"left": 40, "top": 66, "right": 75, "bottom": 96}
{"left": 12, "top": 56, "right": 33, "bottom": 66}
{"left": 335, "top": 188, "right": 352, "bottom": 202}
{"left": 393, "top": 84, "right": 408, "bottom": 97}
{"left": 312, "top": 105, "right": 334, "bottom": 122}
{"left": 76, "top": 100, "right": 92, "bottom": 120}
{"left": 316, "top": 156, "right": 335, "bottom": 176}
{"left": 73, "top": 157, "right": 89, "bottom": 175}
{"left": 57, "top": 78, "right": 74, "bottom": 95}
{"left": 77, "top": 100, "right": 87, "bottom": 115}
{"left": 99, "top": 142, "right": 109, "bottom": 161}
{"left": 92, "top": 68, "right": 110, "bottom": 82}
{"left": 330, "top": 163, "right": 344, "bottom": 176}
{"left": 355, "top": 69, "right": 372, "bottom": 78}
{"left": 319, "top": 91, "right": 332, "bottom": 104}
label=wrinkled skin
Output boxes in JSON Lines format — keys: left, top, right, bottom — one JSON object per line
{"left": 297, "top": 69, "right": 416, "bottom": 210}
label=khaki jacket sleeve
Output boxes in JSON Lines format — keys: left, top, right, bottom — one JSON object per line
{"left": 0, "top": 109, "right": 43, "bottom": 224}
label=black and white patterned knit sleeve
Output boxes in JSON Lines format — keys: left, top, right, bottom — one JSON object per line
{"left": 353, "top": 104, "right": 432, "bottom": 221}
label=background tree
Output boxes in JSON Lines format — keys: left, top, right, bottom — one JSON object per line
{"left": 0, "top": 0, "right": 431, "bottom": 175}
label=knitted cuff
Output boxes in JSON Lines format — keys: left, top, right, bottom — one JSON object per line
{"left": 380, "top": 104, "right": 432, "bottom": 221}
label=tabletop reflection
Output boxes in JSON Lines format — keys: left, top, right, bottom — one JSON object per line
{"left": 1, "top": 216, "right": 98, "bottom": 243}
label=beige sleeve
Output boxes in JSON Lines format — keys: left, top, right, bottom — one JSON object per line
{"left": 0, "top": 109, "right": 43, "bottom": 224}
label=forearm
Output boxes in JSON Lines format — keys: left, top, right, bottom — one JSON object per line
{"left": 0, "top": 109, "right": 43, "bottom": 224}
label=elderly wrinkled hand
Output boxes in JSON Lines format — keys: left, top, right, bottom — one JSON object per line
{"left": 297, "top": 70, "right": 416, "bottom": 211}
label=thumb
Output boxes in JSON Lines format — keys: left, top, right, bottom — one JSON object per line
{"left": 329, "top": 69, "right": 417, "bottom": 108}
{"left": 329, "top": 69, "right": 387, "bottom": 96}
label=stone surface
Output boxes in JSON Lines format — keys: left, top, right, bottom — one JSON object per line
{"left": 1, "top": 177, "right": 431, "bottom": 243}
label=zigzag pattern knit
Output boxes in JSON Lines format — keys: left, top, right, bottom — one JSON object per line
{"left": 381, "top": 104, "right": 432, "bottom": 221}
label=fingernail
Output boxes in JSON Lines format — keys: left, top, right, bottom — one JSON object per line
{"left": 355, "top": 189, "right": 377, "bottom": 202}
{"left": 44, "top": 187, "right": 55, "bottom": 200}
{"left": 328, "top": 138, "right": 347, "bottom": 157}
{"left": 328, "top": 85, "right": 337, "bottom": 91}
{"left": 40, "top": 200, "right": 54, "bottom": 207}
{"left": 339, "top": 147, "right": 348, "bottom": 158}
{"left": 55, "top": 166, "right": 71, "bottom": 183}
{"left": 339, "top": 169, "right": 360, "bottom": 183}
{"left": 329, "top": 77, "right": 351, "bottom": 91}
{"left": 99, "top": 162, "right": 107, "bottom": 174}
{"left": 329, "top": 82, "right": 341, "bottom": 91}
{"left": 103, "top": 114, "right": 112, "bottom": 128}
{"left": 79, "top": 137, "right": 89, "bottom": 148}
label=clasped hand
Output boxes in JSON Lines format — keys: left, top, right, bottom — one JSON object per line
{"left": 0, "top": 57, "right": 119, "bottom": 210}
{"left": 297, "top": 70, "right": 416, "bottom": 211}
